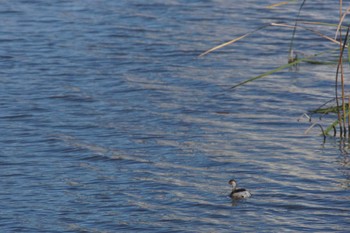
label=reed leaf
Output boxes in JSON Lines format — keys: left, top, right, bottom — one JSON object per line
{"left": 324, "top": 111, "right": 350, "bottom": 136}
{"left": 230, "top": 49, "right": 333, "bottom": 89}
{"left": 303, "top": 59, "right": 336, "bottom": 65}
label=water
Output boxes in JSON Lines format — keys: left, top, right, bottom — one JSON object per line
{"left": 1, "top": 1, "right": 350, "bottom": 232}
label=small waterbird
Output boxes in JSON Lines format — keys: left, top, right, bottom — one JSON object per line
{"left": 228, "top": 179, "right": 251, "bottom": 199}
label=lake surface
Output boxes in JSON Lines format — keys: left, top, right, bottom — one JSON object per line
{"left": 1, "top": 1, "right": 350, "bottom": 232}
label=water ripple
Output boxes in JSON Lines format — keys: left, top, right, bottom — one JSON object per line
{"left": 1, "top": 0, "right": 350, "bottom": 232}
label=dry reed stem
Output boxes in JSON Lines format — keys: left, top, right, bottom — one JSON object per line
{"left": 299, "top": 21, "right": 343, "bottom": 27}
{"left": 198, "top": 25, "right": 268, "bottom": 57}
{"left": 266, "top": 1, "right": 297, "bottom": 9}
{"left": 348, "top": 95, "right": 350, "bottom": 137}
{"left": 335, "top": 6, "right": 350, "bottom": 39}
{"left": 198, "top": 34, "right": 248, "bottom": 57}
{"left": 333, "top": 0, "right": 350, "bottom": 137}
{"left": 199, "top": 22, "right": 345, "bottom": 58}
{"left": 271, "top": 23, "right": 344, "bottom": 46}
{"left": 340, "top": 0, "right": 346, "bottom": 137}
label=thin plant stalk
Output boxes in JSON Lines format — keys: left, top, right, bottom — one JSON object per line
{"left": 335, "top": 0, "right": 344, "bottom": 137}
{"left": 335, "top": 6, "right": 350, "bottom": 39}
{"left": 348, "top": 95, "right": 350, "bottom": 137}
{"left": 335, "top": 24, "right": 350, "bottom": 137}
{"left": 340, "top": 0, "right": 346, "bottom": 137}
{"left": 288, "top": 0, "right": 307, "bottom": 61}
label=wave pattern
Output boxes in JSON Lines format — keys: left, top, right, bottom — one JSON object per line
{"left": 0, "top": 0, "right": 349, "bottom": 232}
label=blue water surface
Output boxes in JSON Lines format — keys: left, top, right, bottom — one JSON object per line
{"left": 1, "top": 1, "right": 349, "bottom": 232}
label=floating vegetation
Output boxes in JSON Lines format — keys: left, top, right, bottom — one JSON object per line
{"left": 199, "top": 0, "right": 350, "bottom": 139}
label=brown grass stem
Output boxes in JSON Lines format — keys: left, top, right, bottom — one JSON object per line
{"left": 266, "top": 1, "right": 297, "bottom": 9}
{"left": 335, "top": 29, "right": 350, "bottom": 137}
{"left": 271, "top": 23, "right": 344, "bottom": 46}
{"left": 335, "top": 6, "right": 350, "bottom": 39}
{"left": 199, "top": 23, "right": 345, "bottom": 58}
{"left": 198, "top": 25, "right": 269, "bottom": 57}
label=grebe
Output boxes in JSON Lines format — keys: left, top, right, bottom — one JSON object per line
{"left": 229, "top": 179, "right": 251, "bottom": 199}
